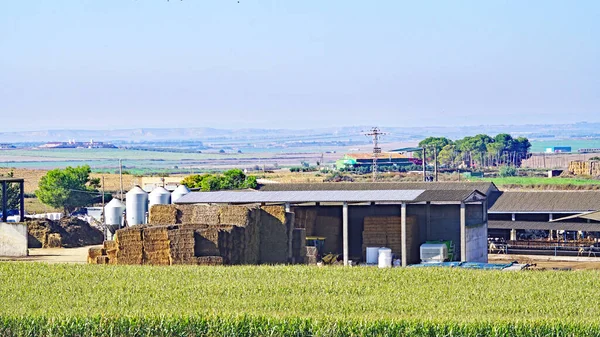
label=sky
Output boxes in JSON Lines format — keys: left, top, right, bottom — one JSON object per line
{"left": 1, "top": 1, "right": 599, "bottom": 131}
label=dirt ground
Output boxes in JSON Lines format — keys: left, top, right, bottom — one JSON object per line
{"left": 0, "top": 245, "right": 95, "bottom": 264}
{"left": 489, "top": 254, "right": 600, "bottom": 270}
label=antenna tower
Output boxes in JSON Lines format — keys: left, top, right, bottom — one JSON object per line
{"left": 364, "top": 127, "right": 386, "bottom": 182}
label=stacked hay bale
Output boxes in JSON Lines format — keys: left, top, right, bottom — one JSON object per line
{"left": 87, "top": 247, "right": 105, "bottom": 264}
{"left": 168, "top": 226, "right": 196, "bottom": 264}
{"left": 292, "top": 207, "right": 317, "bottom": 235}
{"left": 568, "top": 161, "right": 591, "bottom": 176}
{"left": 292, "top": 228, "right": 306, "bottom": 264}
{"left": 104, "top": 240, "right": 118, "bottom": 264}
{"left": 115, "top": 226, "right": 144, "bottom": 265}
{"left": 148, "top": 205, "right": 178, "bottom": 225}
{"left": 314, "top": 216, "right": 342, "bottom": 254}
{"left": 362, "top": 216, "right": 418, "bottom": 260}
{"left": 142, "top": 226, "right": 171, "bottom": 265}
{"left": 259, "top": 205, "right": 290, "bottom": 264}
{"left": 219, "top": 206, "right": 261, "bottom": 264}
{"left": 593, "top": 161, "right": 600, "bottom": 177}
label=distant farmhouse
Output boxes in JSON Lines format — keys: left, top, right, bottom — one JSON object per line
{"left": 39, "top": 139, "right": 117, "bottom": 149}
{"left": 545, "top": 146, "right": 571, "bottom": 153}
{"left": 336, "top": 152, "right": 421, "bottom": 170}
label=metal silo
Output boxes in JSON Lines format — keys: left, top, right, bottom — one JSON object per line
{"left": 104, "top": 198, "right": 125, "bottom": 240}
{"left": 149, "top": 186, "right": 171, "bottom": 207}
{"left": 171, "top": 185, "right": 190, "bottom": 204}
{"left": 126, "top": 185, "right": 148, "bottom": 226}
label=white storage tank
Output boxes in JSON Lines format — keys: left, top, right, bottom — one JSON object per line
{"left": 171, "top": 185, "right": 190, "bottom": 204}
{"left": 366, "top": 247, "right": 381, "bottom": 265}
{"left": 104, "top": 199, "right": 125, "bottom": 226}
{"left": 149, "top": 186, "right": 171, "bottom": 207}
{"left": 126, "top": 186, "right": 148, "bottom": 226}
{"left": 378, "top": 247, "right": 392, "bottom": 268}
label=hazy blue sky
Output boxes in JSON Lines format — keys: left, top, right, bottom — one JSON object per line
{"left": 1, "top": 1, "right": 598, "bottom": 131}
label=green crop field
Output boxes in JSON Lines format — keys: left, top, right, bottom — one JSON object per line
{"left": 470, "top": 176, "right": 600, "bottom": 188}
{"left": 1, "top": 263, "right": 600, "bottom": 336}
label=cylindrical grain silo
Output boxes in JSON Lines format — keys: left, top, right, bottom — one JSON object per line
{"left": 104, "top": 198, "right": 125, "bottom": 240}
{"left": 149, "top": 186, "right": 171, "bottom": 207}
{"left": 126, "top": 186, "right": 148, "bottom": 226}
{"left": 171, "top": 185, "right": 190, "bottom": 204}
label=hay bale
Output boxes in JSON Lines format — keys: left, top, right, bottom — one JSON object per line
{"left": 292, "top": 207, "right": 317, "bottom": 235}
{"left": 314, "top": 216, "right": 342, "bottom": 254}
{"left": 148, "top": 204, "right": 178, "bottom": 225}
{"left": 115, "top": 227, "right": 144, "bottom": 265}
{"left": 259, "top": 207, "right": 289, "bottom": 264}
{"left": 103, "top": 240, "right": 118, "bottom": 250}
{"left": 219, "top": 206, "right": 251, "bottom": 226}
{"left": 45, "top": 233, "right": 62, "bottom": 248}
{"left": 261, "top": 205, "right": 286, "bottom": 223}
{"left": 96, "top": 256, "right": 110, "bottom": 265}
{"left": 191, "top": 205, "right": 220, "bottom": 225}
{"left": 88, "top": 247, "right": 105, "bottom": 264}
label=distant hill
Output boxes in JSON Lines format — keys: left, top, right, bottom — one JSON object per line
{"left": 1, "top": 123, "right": 599, "bottom": 143}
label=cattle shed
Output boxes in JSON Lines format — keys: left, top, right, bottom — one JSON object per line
{"left": 488, "top": 191, "right": 600, "bottom": 240}
{"left": 176, "top": 182, "right": 491, "bottom": 266}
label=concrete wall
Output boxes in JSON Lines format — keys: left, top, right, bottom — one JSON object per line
{"left": 0, "top": 222, "right": 28, "bottom": 257}
{"left": 465, "top": 224, "right": 488, "bottom": 263}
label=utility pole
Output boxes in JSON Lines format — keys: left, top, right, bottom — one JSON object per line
{"left": 119, "top": 159, "right": 124, "bottom": 201}
{"left": 101, "top": 176, "right": 106, "bottom": 240}
{"left": 434, "top": 146, "right": 438, "bottom": 182}
{"left": 422, "top": 147, "right": 427, "bottom": 182}
{"left": 363, "top": 127, "right": 386, "bottom": 182}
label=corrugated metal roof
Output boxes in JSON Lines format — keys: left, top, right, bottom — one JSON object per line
{"left": 175, "top": 190, "right": 425, "bottom": 204}
{"left": 488, "top": 191, "right": 600, "bottom": 213}
{"left": 258, "top": 182, "right": 497, "bottom": 194}
{"left": 551, "top": 211, "right": 600, "bottom": 222}
{"left": 488, "top": 220, "right": 600, "bottom": 231}
{"left": 412, "top": 190, "right": 485, "bottom": 202}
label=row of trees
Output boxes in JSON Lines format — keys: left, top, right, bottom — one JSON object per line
{"left": 180, "top": 169, "right": 257, "bottom": 191}
{"left": 417, "top": 134, "right": 531, "bottom": 168}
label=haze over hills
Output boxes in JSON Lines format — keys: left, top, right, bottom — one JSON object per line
{"left": 1, "top": 122, "right": 599, "bottom": 144}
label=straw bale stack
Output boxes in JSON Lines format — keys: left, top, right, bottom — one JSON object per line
{"left": 219, "top": 206, "right": 251, "bottom": 227}
{"left": 195, "top": 256, "right": 224, "bottom": 266}
{"left": 96, "top": 256, "right": 110, "bottom": 265}
{"left": 292, "top": 207, "right": 317, "bottom": 235}
{"left": 314, "top": 216, "right": 342, "bottom": 254}
{"left": 175, "top": 205, "right": 195, "bottom": 224}
{"left": 362, "top": 216, "right": 417, "bottom": 261}
{"left": 261, "top": 205, "right": 286, "bottom": 223}
{"left": 148, "top": 204, "right": 178, "bottom": 225}
{"left": 115, "top": 226, "right": 144, "bottom": 265}
{"left": 87, "top": 247, "right": 105, "bottom": 264}
{"left": 292, "top": 228, "right": 306, "bottom": 264}
{"left": 259, "top": 206, "right": 289, "bottom": 264}
{"left": 568, "top": 161, "right": 600, "bottom": 176}
{"left": 168, "top": 227, "right": 196, "bottom": 264}
{"left": 190, "top": 205, "right": 220, "bottom": 225}
{"left": 102, "top": 240, "right": 118, "bottom": 265}
{"left": 142, "top": 226, "right": 171, "bottom": 265}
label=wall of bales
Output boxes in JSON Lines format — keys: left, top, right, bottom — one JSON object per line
{"left": 568, "top": 160, "right": 600, "bottom": 176}
{"left": 91, "top": 204, "right": 296, "bottom": 266}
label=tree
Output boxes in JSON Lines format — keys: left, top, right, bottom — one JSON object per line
{"left": 438, "top": 144, "right": 460, "bottom": 167}
{"left": 36, "top": 165, "right": 99, "bottom": 214}
{"left": 0, "top": 171, "right": 20, "bottom": 210}
{"left": 416, "top": 137, "right": 453, "bottom": 160}
{"left": 181, "top": 169, "right": 258, "bottom": 191}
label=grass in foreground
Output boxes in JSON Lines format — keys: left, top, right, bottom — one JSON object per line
{"left": 1, "top": 263, "right": 600, "bottom": 336}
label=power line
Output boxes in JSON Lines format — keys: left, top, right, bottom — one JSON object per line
{"left": 363, "top": 127, "right": 387, "bottom": 182}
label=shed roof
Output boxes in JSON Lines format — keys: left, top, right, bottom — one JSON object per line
{"left": 258, "top": 182, "right": 497, "bottom": 194}
{"left": 488, "top": 191, "right": 600, "bottom": 213}
{"left": 488, "top": 220, "right": 600, "bottom": 232}
{"left": 175, "top": 190, "right": 425, "bottom": 204}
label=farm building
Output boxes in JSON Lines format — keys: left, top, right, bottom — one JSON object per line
{"left": 545, "top": 146, "right": 572, "bottom": 153}
{"left": 335, "top": 153, "right": 421, "bottom": 170}
{"left": 488, "top": 191, "right": 600, "bottom": 254}
{"left": 174, "top": 182, "right": 495, "bottom": 266}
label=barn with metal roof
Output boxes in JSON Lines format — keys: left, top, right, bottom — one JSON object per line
{"left": 176, "top": 182, "right": 492, "bottom": 266}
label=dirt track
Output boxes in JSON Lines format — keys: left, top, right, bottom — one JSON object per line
{"left": 0, "top": 246, "right": 94, "bottom": 264}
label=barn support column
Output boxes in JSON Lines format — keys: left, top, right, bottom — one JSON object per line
{"left": 549, "top": 213, "right": 553, "bottom": 240}
{"left": 426, "top": 202, "right": 431, "bottom": 239}
{"left": 285, "top": 203, "right": 292, "bottom": 263}
{"left": 19, "top": 181, "right": 25, "bottom": 222}
{"left": 342, "top": 202, "right": 349, "bottom": 266}
{"left": 460, "top": 202, "right": 466, "bottom": 262}
{"left": 401, "top": 202, "right": 407, "bottom": 267}
{"left": 1, "top": 181, "right": 7, "bottom": 222}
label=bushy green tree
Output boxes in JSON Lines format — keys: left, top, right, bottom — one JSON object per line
{"left": 181, "top": 169, "right": 258, "bottom": 191}
{"left": 35, "top": 165, "right": 99, "bottom": 213}
{"left": 416, "top": 137, "right": 453, "bottom": 160}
